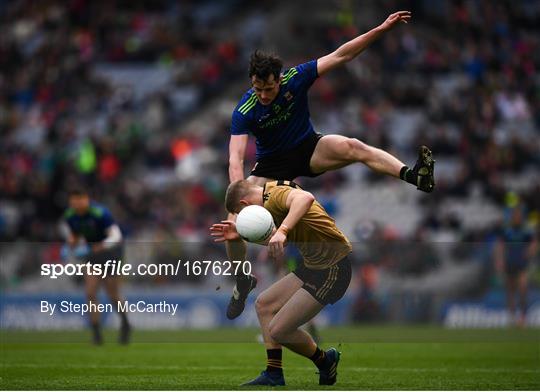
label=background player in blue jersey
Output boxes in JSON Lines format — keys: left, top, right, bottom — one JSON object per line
{"left": 494, "top": 206, "right": 538, "bottom": 326}
{"left": 61, "top": 189, "right": 131, "bottom": 344}
{"left": 226, "top": 11, "right": 435, "bottom": 319}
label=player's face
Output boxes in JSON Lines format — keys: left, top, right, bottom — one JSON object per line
{"left": 511, "top": 208, "right": 523, "bottom": 227}
{"left": 69, "top": 195, "right": 90, "bottom": 215}
{"left": 252, "top": 75, "right": 280, "bottom": 105}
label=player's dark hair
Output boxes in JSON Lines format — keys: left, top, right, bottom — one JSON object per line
{"left": 249, "top": 50, "right": 283, "bottom": 82}
{"left": 68, "top": 188, "right": 88, "bottom": 197}
{"left": 225, "top": 180, "right": 254, "bottom": 214}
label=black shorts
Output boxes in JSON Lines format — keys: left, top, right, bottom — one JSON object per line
{"left": 250, "top": 132, "right": 324, "bottom": 180}
{"left": 505, "top": 262, "right": 527, "bottom": 277}
{"left": 293, "top": 256, "right": 352, "bottom": 305}
{"left": 88, "top": 245, "right": 123, "bottom": 265}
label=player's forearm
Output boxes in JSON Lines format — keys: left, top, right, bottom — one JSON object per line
{"left": 226, "top": 237, "right": 247, "bottom": 261}
{"left": 229, "top": 160, "right": 245, "bottom": 182}
{"left": 280, "top": 194, "right": 315, "bottom": 232}
{"left": 334, "top": 25, "right": 385, "bottom": 62}
{"left": 59, "top": 222, "right": 76, "bottom": 244}
{"left": 103, "top": 225, "right": 122, "bottom": 248}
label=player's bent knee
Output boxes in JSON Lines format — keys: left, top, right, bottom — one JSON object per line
{"left": 268, "top": 323, "right": 287, "bottom": 343}
{"left": 268, "top": 318, "right": 297, "bottom": 343}
{"left": 254, "top": 296, "right": 264, "bottom": 315}
{"left": 333, "top": 137, "right": 370, "bottom": 162}
{"left": 345, "top": 138, "right": 371, "bottom": 162}
{"left": 255, "top": 294, "right": 275, "bottom": 316}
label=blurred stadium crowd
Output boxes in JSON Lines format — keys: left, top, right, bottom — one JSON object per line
{"left": 1, "top": 0, "right": 539, "bottom": 321}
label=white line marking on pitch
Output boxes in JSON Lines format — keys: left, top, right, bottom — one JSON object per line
{"left": 2, "top": 363, "right": 538, "bottom": 374}
{"left": 347, "top": 367, "right": 539, "bottom": 374}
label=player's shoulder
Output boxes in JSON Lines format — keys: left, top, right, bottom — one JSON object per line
{"left": 281, "top": 66, "right": 299, "bottom": 87}
{"left": 262, "top": 182, "right": 278, "bottom": 207}
{"left": 264, "top": 180, "right": 279, "bottom": 192}
{"left": 88, "top": 202, "right": 111, "bottom": 218}
{"left": 282, "top": 60, "right": 317, "bottom": 85}
{"left": 63, "top": 208, "right": 76, "bottom": 220}
{"left": 234, "top": 89, "right": 258, "bottom": 116}
{"left": 264, "top": 180, "right": 301, "bottom": 199}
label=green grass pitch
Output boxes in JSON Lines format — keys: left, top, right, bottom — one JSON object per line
{"left": 1, "top": 326, "right": 539, "bottom": 390}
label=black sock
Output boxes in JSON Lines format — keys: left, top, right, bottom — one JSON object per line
{"left": 400, "top": 166, "right": 416, "bottom": 185}
{"left": 310, "top": 347, "right": 326, "bottom": 368}
{"left": 266, "top": 348, "right": 283, "bottom": 374}
{"left": 91, "top": 322, "right": 101, "bottom": 337}
{"left": 118, "top": 311, "right": 129, "bottom": 328}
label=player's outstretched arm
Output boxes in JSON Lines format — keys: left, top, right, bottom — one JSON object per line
{"left": 229, "top": 134, "right": 249, "bottom": 182}
{"left": 92, "top": 224, "right": 122, "bottom": 253}
{"left": 226, "top": 135, "right": 249, "bottom": 270}
{"left": 280, "top": 189, "right": 316, "bottom": 232}
{"left": 317, "top": 10, "right": 411, "bottom": 76}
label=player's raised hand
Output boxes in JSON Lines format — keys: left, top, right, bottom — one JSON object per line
{"left": 379, "top": 11, "right": 411, "bottom": 31}
{"left": 210, "top": 220, "right": 241, "bottom": 242}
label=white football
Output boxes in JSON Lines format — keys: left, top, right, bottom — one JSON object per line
{"left": 236, "top": 205, "right": 275, "bottom": 243}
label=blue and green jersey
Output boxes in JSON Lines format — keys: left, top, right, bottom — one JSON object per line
{"left": 500, "top": 227, "right": 534, "bottom": 267}
{"left": 231, "top": 60, "right": 319, "bottom": 159}
{"left": 63, "top": 202, "right": 115, "bottom": 243}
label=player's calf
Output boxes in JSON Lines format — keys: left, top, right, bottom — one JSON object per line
{"left": 91, "top": 322, "right": 103, "bottom": 345}
{"left": 118, "top": 316, "right": 131, "bottom": 345}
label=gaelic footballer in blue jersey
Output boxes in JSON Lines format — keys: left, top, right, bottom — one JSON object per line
{"left": 225, "top": 11, "right": 436, "bottom": 321}
{"left": 494, "top": 206, "right": 538, "bottom": 326}
{"left": 61, "top": 189, "right": 131, "bottom": 345}
{"left": 231, "top": 60, "right": 319, "bottom": 162}
{"left": 229, "top": 11, "right": 434, "bottom": 193}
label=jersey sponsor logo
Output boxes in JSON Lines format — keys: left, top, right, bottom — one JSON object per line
{"left": 258, "top": 113, "right": 271, "bottom": 123}
{"left": 73, "top": 220, "right": 99, "bottom": 239}
{"left": 259, "top": 102, "right": 295, "bottom": 129}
